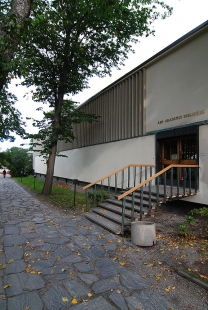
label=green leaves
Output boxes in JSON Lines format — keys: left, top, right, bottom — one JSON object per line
{"left": 14, "top": 0, "right": 172, "bottom": 194}
{"left": 0, "top": 87, "right": 26, "bottom": 141}
{"left": 4, "top": 146, "right": 33, "bottom": 177}
{"left": 29, "top": 99, "right": 99, "bottom": 158}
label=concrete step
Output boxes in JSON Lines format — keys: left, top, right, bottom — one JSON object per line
{"left": 112, "top": 196, "right": 151, "bottom": 208}
{"left": 98, "top": 202, "right": 143, "bottom": 218}
{"left": 85, "top": 212, "right": 122, "bottom": 234}
{"left": 92, "top": 207, "right": 132, "bottom": 225}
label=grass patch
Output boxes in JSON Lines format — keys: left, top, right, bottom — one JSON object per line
{"left": 15, "top": 176, "right": 86, "bottom": 210}
{"left": 183, "top": 268, "right": 208, "bottom": 285}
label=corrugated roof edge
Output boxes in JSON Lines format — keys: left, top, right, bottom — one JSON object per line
{"left": 78, "top": 19, "right": 208, "bottom": 108}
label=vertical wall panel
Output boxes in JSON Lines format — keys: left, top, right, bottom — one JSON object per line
{"left": 57, "top": 69, "right": 145, "bottom": 152}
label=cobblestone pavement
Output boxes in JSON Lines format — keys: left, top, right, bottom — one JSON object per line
{"left": 0, "top": 178, "right": 203, "bottom": 309}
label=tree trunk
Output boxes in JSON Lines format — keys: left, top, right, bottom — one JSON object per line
{"left": 41, "top": 144, "right": 57, "bottom": 195}
{"left": 41, "top": 89, "right": 63, "bottom": 195}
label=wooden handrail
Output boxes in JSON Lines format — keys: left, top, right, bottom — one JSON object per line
{"left": 83, "top": 164, "right": 154, "bottom": 190}
{"left": 117, "top": 164, "right": 199, "bottom": 200}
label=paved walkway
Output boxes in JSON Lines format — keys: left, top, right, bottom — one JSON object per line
{"left": 0, "top": 178, "right": 178, "bottom": 310}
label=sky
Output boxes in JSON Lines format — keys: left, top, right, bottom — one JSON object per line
{"left": 0, "top": 0, "right": 208, "bottom": 152}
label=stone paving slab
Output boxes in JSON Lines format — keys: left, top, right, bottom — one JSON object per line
{"left": 4, "top": 272, "right": 45, "bottom": 296}
{"left": 109, "top": 291, "right": 128, "bottom": 310}
{"left": 5, "top": 259, "right": 26, "bottom": 274}
{"left": 0, "top": 179, "right": 182, "bottom": 310}
{"left": 3, "top": 234, "right": 27, "bottom": 247}
{"left": 64, "top": 280, "right": 89, "bottom": 297}
{"left": 92, "top": 278, "right": 117, "bottom": 294}
{"left": 8, "top": 291, "right": 43, "bottom": 310}
{"left": 70, "top": 296, "right": 117, "bottom": 310}
{"left": 42, "top": 285, "right": 72, "bottom": 310}
{"left": 77, "top": 272, "right": 99, "bottom": 285}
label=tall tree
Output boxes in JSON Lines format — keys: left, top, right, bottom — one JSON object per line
{"left": 17, "top": 0, "right": 172, "bottom": 194}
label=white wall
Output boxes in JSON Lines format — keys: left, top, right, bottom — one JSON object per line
{"left": 35, "top": 135, "right": 155, "bottom": 187}
{"left": 145, "top": 29, "right": 208, "bottom": 133}
{"left": 184, "top": 124, "right": 208, "bottom": 204}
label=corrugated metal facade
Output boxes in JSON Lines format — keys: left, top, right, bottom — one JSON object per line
{"left": 58, "top": 69, "right": 145, "bottom": 152}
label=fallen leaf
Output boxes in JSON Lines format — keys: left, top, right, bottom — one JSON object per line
{"left": 26, "top": 307, "right": 30, "bottom": 310}
{"left": 165, "top": 286, "right": 171, "bottom": 292}
{"left": 0, "top": 264, "right": 6, "bottom": 270}
{"left": 6, "top": 259, "right": 13, "bottom": 264}
{"left": 62, "top": 269, "right": 66, "bottom": 272}
{"left": 119, "top": 262, "right": 125, "bottom": 266}
{"left": 57, "top": 256, "right": 61, "bottom": 260}
{"left": 62, "top": 297, "right": 69, "bottom": 302}
{"left": 71, "top": 298, "right": 78, "bottom": 304}
{"left": 3, "top": 284, "right": 11, "bottom": 289}
{"left": 87, "top": 293, "right": 92, "bottom": 297}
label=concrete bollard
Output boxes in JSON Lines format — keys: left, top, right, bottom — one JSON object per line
{"left": 131, "top": 221, "right": 156, "bottom": 246}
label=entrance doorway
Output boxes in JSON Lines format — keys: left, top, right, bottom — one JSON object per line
{"left": 161, "top": 135, "right": 197, "bottom": 181}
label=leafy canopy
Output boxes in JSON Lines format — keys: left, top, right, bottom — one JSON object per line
{"left": 13, "top": 0, "right": 172, "bottom": 194}
{"left": 31, "top": 100, "right": 98, "bottom": 157}
{"left": 4, "top": 146, "right": 33, "bottom": 177}
{"left": 17, "top": 0, "right": 172, "bottom": 102}
{"left": 0, "top": 87, "right": 25, "bottom": 141}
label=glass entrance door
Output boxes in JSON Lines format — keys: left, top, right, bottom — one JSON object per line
{"left": 162, "top": 135, "right": 197, "bottom": 180}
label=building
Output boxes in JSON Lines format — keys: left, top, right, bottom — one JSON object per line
{"left": 34, "top": 20, "right": 208, "bottom": 205}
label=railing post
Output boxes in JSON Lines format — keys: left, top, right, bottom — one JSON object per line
{"left": 140, "top": 166, "right": 142, "bottom": 183}
{"left": 164, "top": 171, "right": 167, "bottom": 202}
{"left": 156, "top": 177, "right": 159, "bottom": 206}
{"left": 122, "top": 197, "right": 126, "bottom": 243}
{"left": 122, "top": 169, "right": 124, "bottom": 191}
{"left": 170, "top": 167, "right": 173, "bottom": 197}
{"left": 177, "top": 167, "right": 180, "bottom": 196}
{"left": 195, "top": 167, "right": 198, "bottom": 194}
{"left": 108, "top": 177, "right": 111, "bottom": 195}
{"left": 86, "top": 189, "right": 89, "bottom": 212}
{"left": 183, "top": 167, "right": 186, "bottom": 196}
{"left": 131, "top": 192, "right": 135, "bottom": 221}
{"left": 140, "top": 186, "right": 143, "bottom": 220}
{"left": 148, "top": 180, "right": 152, "bottom": 212}
{"left": 134, "top": 166, "right": 136, "bottom": 187}
{"left": 93, "top": 184, "right": 96, "bottom": 206}
{"left": 128, "top": 167, "right": 130, "bottom": 188}
{"left": 115, "top": 173, "right": 117, "bottom": 195}
{"left": 188, "top": 168, "right": 191, "bottom": 194}
{"left": 145, "top": 166, "right": 147, "bottom": 181}
{"left": 150, "top": 166, "right": 152, "bottom": 178}
{"left": 101, "top": 180, "right": 103, "bottom": 202}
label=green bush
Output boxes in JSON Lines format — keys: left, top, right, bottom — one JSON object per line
{"left": 190, "top": 207, "right": 208, "bottom": 217}
{"left": 185, "top": 215, "right": 195, "bottom": 226}
{"left": 179, "top": 224, "right": 188, "bottom": 236}
{"left": 88, "top": 191, "right": 110, "bottom": 205}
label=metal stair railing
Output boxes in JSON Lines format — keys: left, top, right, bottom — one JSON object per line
{"left": 117, "top": 164, "right": 199, "bottom": 236}
{"left": 83, "top": 164, "right": 155, "bottom": 211}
